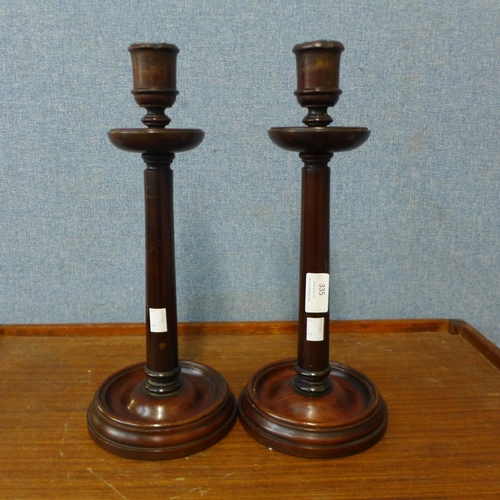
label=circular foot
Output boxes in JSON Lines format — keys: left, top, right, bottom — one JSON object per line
{"left": 238, "top": 359, "right": 387, "bottom": 458}
{"left": 88, "top": 361, "right": 237, "bottom": 460}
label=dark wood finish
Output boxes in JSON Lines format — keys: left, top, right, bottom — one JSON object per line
{"left": 267, "top": 126, "right": 370, "bottom": 153}
{"left": 240, "top": 41, "right": 386, "bottom": 458}
{"left": 87, "top": 43, "right": 236, "bottom": 460}
{"left": 108, "top": 128, "right": 204, "bottom": 154}
{"left": 142, "top": 153, "right": 180, "bottom": 391}
{"left": 293, "top": 40, "right": 344, "bottom": 126}
{"left": 87, "top": 361, "right": 236, "bottom": 460}
{"left": 129, "top": 43, "right": 179, "bottom": 128}
{"left": 239, "top": 358, "right": 388, "bottom": 458}
{"left": 296, "top": 152, "right": 332, "bottom": 385}
{"left": 2, "top": 320, "right": 500, "bottom": 498}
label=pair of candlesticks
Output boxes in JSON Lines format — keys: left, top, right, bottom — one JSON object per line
{"left": 87, "top": 41, "right": 388, "bottom": 460}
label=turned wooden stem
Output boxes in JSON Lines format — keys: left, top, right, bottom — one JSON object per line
{"left": 143, "top": 153, "right": 181, "bottom": 394}
{"left": 294, "top": 152, "right": 333, "bottom": 394}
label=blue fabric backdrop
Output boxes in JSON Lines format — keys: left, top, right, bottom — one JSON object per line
{"left": 1, "top": 1, "right": 500, "bottom": 344}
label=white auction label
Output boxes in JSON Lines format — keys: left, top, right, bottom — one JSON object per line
{"left": 149, "top": 308, "right": 167, "bottom": 333}
{"left": 306, "top": 317, "right": 324, "bottom": 342}
{"left": 305, "top": 273, "right": 329, "bottom": 313}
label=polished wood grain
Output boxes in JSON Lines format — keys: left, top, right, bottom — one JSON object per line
{"left": 87, "top": 43, "right": 236, "bottom": 460}
{"left": 242, "top": 41, "right": 386, "bottom": 457}
{"left": 0, "top": 318, "right": 453, "bottom": 337}
{"left": 1, "top": 319, "right": 500, "bottom": 498}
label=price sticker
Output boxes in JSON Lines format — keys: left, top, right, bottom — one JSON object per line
{"left": 306, "top": 317, "right": 324, "bottom": 342}
{"left": 149, "top": 308, "right": 167, "bottom": 333}
{"left": 305, "top": 273, "right": 329, "bottom": 313}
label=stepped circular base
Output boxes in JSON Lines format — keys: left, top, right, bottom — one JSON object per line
{"left": 268, "top": 126, "right": 370, "bottom": 153}
{"left": 88, "top": 361, "right": 237, "bottom": 460}
{"left": 238, "top": 359, "right": 387, "bottom": 458}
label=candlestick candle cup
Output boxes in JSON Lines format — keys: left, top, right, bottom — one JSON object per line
{"left": 129, "top": 44, "right": 179, "bottom": 128}
{"left": 294, "top": 40, "right": 344, "bottom": 127}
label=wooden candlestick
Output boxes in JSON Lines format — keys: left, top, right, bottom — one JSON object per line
{"left": 238, "top": 41, "right": 388, "bottom": 458}
{"left": 87, "top": 44, "right": 237, "bottom": 460}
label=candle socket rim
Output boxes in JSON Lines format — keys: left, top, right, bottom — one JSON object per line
{"left": 131, "top": 89, "right": 179, "bottom": 94}
{"left": 293, "top": 40, "right": 345, "bottom": 53}
{"left": 129, "top": 43, "right": 180, "bottom": 53}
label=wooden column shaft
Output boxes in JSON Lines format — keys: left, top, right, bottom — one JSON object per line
{"left": 143, "top": 153, "right": 180, "bottom": 392}
{"left": 294, "top": 153, "right": 333, "bottom": 393}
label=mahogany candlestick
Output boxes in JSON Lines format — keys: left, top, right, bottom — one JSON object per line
{"left": 87, "top": 44, "right": 237, "bottom": 460}
{"left": 238, "top": 41, "right": 388, "bottom": 458}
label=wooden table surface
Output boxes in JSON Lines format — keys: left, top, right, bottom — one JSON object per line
{"left": 1, "top": 319, "right": 500, "bottom": 499}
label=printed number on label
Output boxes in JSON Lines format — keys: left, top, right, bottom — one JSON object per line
{"left": 305, "top": 273, "right": 329, "bottom": 313}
